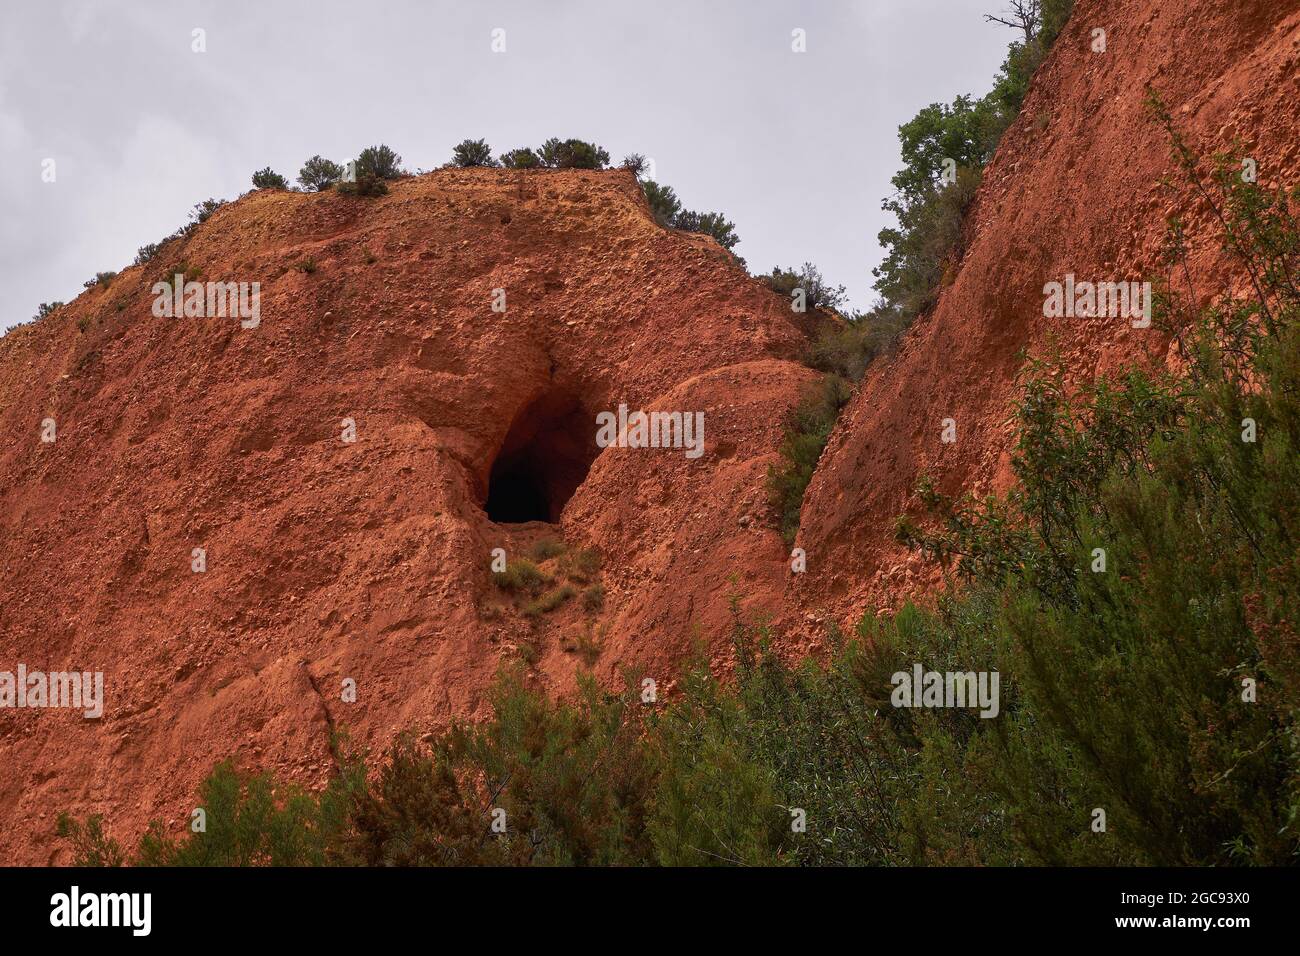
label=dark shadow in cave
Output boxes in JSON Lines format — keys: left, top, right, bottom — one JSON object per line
{"left": 484, "top": 389, "right": 598, "bottom": 524}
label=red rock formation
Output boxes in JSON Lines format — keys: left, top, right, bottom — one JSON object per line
{"left": 794, "top": 0, "right": 1300, "bottom": 624}
{"left": 0, "top": 169, "right": 815, "bottom": 863}
{"left": 2, "top": 0, "right": 1297, "bottom": 865}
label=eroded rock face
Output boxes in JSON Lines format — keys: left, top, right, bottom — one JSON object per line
{"left": 0, "top": 168, "right": 816, "bottom": 863}
{"left": 792, "top": 0, "right": 1300, "bottom": 626}
{"left": 3, "top": 0, "right": 1297, "bottom": 866}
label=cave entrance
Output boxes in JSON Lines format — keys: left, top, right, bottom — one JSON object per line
{"left": 484, "top": 389, "right": 597, "bottom": 524}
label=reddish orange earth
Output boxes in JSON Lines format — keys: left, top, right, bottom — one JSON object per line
{"left": 1, "top": 0, "right": 1298, "bottom": 865}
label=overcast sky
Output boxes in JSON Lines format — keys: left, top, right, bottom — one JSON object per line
{"left": 1, "top": 0, "right": 1015, "bottom": 332}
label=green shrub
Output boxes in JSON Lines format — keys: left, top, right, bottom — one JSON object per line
{"left": 251, "top": 167, "right": 289, "bottom": 190}
{"left": 574, "top": 548, "right": 602, "bottom": 577}
{"left": 890, "top": 137, "right": 1300, "bottom": 864}
{"left": 357, "top": 144, "right": 404, "bottom": 180}
{"left": 620, "top": 154, "right": 648, "bottom": 177}
{"left": 55, "top": 814, "right": 126, "bottom": 867}
{"left": 641, "top": 181, "right": 681, "bottom": 226}
{"left": 173, "top": 198, "right": 227, "bottom": 240}
{"left": 130, "top": 197, "right": 226, "bottom": 270}
{"left": 873, "top": 166, "right": 981, "bottom": 324}
{"left": 536, "top": 138, "right": 609, "bottom": 170}
{"left": 338, "top": 175, "right": 388, "bottom": 198}
{"left": 82, "top": 271, "right": 117, "bottom": 290}
{"left": 529, "top": 538, "right": 566, "bottom": 562}
{"left": 581, "top": 584, "right": 605, "bottom": 613}
{"left": 450, "top": 139, "right": 498, "bottom": 168}
{"left": 565, "top": 547, "right": 602, "bottom": 583}
{"left": 640, "top": 181, "right": 741, "bottom": 254}
{"left": 522, "top": 585, "right": 576, "bottom": 618}
{"left": 59, "top": 757, "right": 365, "bottom": 866}
{"left": 190, "top": 198, "right": 225, "bottom": 225}
{"left": 491, "top": 557, "right": 547, "bottom": 594}
{"left": 646, "top": 628, "right": 792, "bottom": 866}
{"left": 805, "top": 304, "right": 906, "bottom": 382}
{"left": 350, "top": 670, "right": 656, "bottom": 865}
{"left": 297, "top": 155, "right": 343, "bottom": 191}
{"left": 499, "top": 147, "right": 541, "bottom": 169}
{"left": 871, "top": 2, "right": 1075, "bottom": 336}
{"left": 763, "top": 263, "right": 848, "bottom": 314}
{"left": 766, "top": 374, "right": 853, "bottom": 544}
{"left": 567, "top": 624, "right": 604, "bottom": 666}
{"left": 34, "top": 301, "right": 64, "bottom": 321}
{"left": 673, "top": 210, "right": 739, "bottom": 252}
{"left": 345, "top": 733, "right": 500, "bottom": 865}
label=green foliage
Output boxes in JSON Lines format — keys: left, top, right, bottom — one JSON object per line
{"left": 137, "top": 759, "right": 364, "bottom": 866}
{"left": 673, "top": 209, "right": 739, "bottom": 252}
{"left": 581, "top": 584, "right": 605, "bottom": 613}
{"left": 893, "top": 135, "right": 1300, "bottom": 865}
{"left": 499, "top": 147, "right": 541, "bottom": 169}
{"left": 297, "top": 155, "right": 343, "bottom": 191}
{"left": 132, "top": 197, "right": 228, "bottom": 268}
{"left": 338, "top": 175, "right": 388, "bottom": 197}
{"left": 82, "top": 271, "right": 117, "bottom": 290}
{"left": 189, "top": 198, "right": 225, "bottom": 226}
{"left": 620, "top": 153, "right": 648, "bottom": 177}
{"left": 873, "top": 166, "right": 982, "bottom": 324}
{"left": 641, "top": 180, "right": 681, "bottom": 226}
{"left": 536, "top": 138, "right": 610, "bottom": 170}
{"left": 805, "top": 303, "right": 907, "bottom": 382}
{"left": 350, "top": 670, "right": 657, "bottom": 865}
{"left": 646, "top": 599, "right": 995, "bottom": 865}
{"left": 345, "top": 732, "right": 511, "bottom": 865}
{"left": 641, "top": 181, "right": 741, "bottom": 252}
{"left": 522, "top": 585, "right": 576, "bottom": 618}
{"left": 647, "top": 682, "right": 788, "bottom": 864}
{"left": 529, "top": 538, "right": 566, "bottom": 562}
{"left": 984, "top": 0, "right": 1076, "bottom": 122}
{"left": 251, "top": 167, "right": 289, "bottom": 190}
{"left": 490, "top": 543, "right": 604, "bottom": 621}
{"left": 872, "top": 2, "right": 1075, "bottom": 333}
{"left": 450, "top": 138, "right": 498, "bottom": 168}
{"left": 564, "top": 547, "right": 602, "bottom": 583}
{"left": 56, "top": 813, "right": 126, "bottom": 866}
{"left": 491, "top": 557, "right": 548, "bottom": 595}
{"left": 763, "top": 263, "right": 848, "bottom": 313}
{"left": 766, "top": 374, "right": 854, "bottom": 544}
{"left": 357, "top": 144, "right": 404, "bottom": 180}
{"left": 567, "top": 623, "right": 604, "bottom": 664}
{"left": 59, "top": 757, "right": 366, "bottom": 866}
{"left": 33, "top": 301, "right": 64, "bottom": 321}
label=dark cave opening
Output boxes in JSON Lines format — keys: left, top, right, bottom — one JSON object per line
{"left": 484, "top": 390, "right": 598, "bottom": 524}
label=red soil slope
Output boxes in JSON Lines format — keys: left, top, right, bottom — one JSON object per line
{"left": 2, "top": 0, "right": 1297, "bottom": 865}
{"left": 0, "top": 169, "right": 816, "bottom": 864}
{"left": 793, "top": 0, "right": 1300, "bottom": 624}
